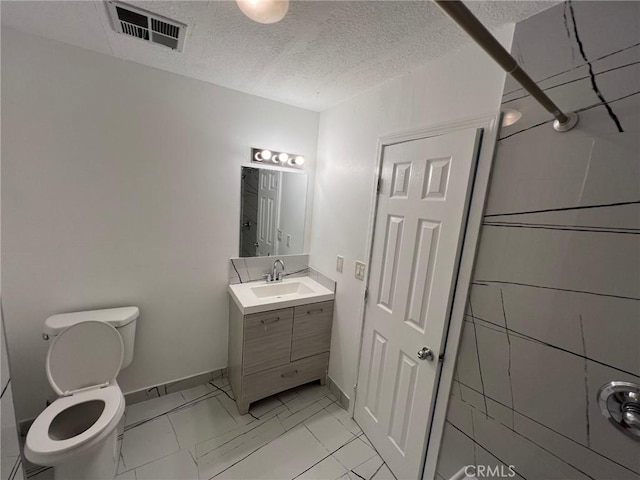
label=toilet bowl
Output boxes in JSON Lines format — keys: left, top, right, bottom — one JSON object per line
{"left": 25, "top": 313, "right": 136, "bottom": 480}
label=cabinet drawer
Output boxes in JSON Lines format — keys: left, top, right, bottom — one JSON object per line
{"left": 291, "top": 301, "right": 334, "bottom": 361}
{"left": 243, "top": 308, "right": 293, "bottom": 376}
{"left": 242, "top": 353, "right": 329, "bottom": 404}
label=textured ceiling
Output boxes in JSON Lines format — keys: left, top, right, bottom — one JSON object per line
{"left": 1, "top": 1, "right": 558, "bottom": 111}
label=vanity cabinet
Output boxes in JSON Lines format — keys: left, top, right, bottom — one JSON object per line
{"left": 228, "top": 299, "right": 334, "bottom": 414}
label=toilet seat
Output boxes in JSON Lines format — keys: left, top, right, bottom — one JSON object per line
{"left": 25, "top": 384, "right": 124, "bottom": 458}
{"left": 47, "top": 321, "right": 124, "bottom": 396}
{"left": 25, "top": 321, "right": 126, "bottom": 465}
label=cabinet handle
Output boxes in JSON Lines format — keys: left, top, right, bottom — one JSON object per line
{"left": 281, "top": 370, "right": 298, "bottom": 378}
{"left": 306, "top": 308, "right": 324, "bottom": 315}
{"left": 261, "top": 317, "right": 280, "bottom": 331}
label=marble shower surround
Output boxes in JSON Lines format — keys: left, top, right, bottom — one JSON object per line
{"left": 436, "top": 2, "right": 640, "bottom": 479}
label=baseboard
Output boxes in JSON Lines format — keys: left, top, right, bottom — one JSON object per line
{"left": 124, "top": 368, "right": 226, "bottom": 405}
{"left": 326, "top": 375, "right": 350, "bottom": 410}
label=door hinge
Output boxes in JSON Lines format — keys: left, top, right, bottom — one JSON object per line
{"left": 364, "top": 287, "right": 369, "bottom": 301}
{"left": 438, "top": 353, "right": 445, "bottom": 363}
{"left": 376, "top": 177, "right": 382, "bottom": 194}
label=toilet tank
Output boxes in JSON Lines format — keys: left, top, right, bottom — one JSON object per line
{"left": 44, "top": 307, "right": 139, "bottom": 369}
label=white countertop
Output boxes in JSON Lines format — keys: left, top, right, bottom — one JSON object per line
{"left": 228, "top": 276, "right": 335, "bottom": 315}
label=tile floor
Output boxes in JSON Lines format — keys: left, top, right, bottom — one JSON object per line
{"left": 25, "top": 378, "right": 396, "bottom": 480}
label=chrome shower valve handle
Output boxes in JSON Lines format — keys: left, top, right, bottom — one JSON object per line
{"left": 598, "top": 381, "right": 640, "bottom": 441}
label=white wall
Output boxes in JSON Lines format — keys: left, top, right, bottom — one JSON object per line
{"left": 309, "top": 25, "right": 515, "bottom": 404}
{"left": 1, "top": 27, "right": 319, "bottom": 422}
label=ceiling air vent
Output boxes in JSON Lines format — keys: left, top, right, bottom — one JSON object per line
{"left": 107, "top": 1, "right": 187, "bottom": 52}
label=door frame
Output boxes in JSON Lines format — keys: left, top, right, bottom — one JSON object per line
{"left": 352, "top": 113, "right": 502, "bottom": 480}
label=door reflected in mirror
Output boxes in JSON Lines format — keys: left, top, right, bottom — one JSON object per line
{"left": 240, "top": 166, "right": 308, "bottom": 257}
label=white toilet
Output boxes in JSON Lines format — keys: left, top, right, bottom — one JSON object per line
{"left": 24, "top": 307, "right": 139, "bottom": 480}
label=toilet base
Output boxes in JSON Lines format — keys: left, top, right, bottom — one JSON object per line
{"left": 53, "top": 428, "right": 118, "bottom": 480}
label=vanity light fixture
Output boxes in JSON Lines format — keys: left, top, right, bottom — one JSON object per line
{"left": 277, "top": 153, "right": 289, "bottom": 163}
{"left": 251, "top": 148, "right": 304, "bottom": 170}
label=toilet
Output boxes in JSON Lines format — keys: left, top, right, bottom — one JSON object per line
{"left": 24, "top": 307, "right": 139, "bottom": 480}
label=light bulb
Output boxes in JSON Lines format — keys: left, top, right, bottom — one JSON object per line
{"left": 279, "top": 152, "right": 289, "bottom": 163}
{"left": 236, "top": 0, "right": 289, "bottom": 24}
{"left": 272, "top": 154, "right": 280, "bottom": 163}
{"left": 293, "top": 156, "right": 305, "bottom": 166}
{"left": 502, "top": 109, "right": 522, "bottom": 127}
{"left": 261, "top": 149, "right": 272, "bottom": 160}
{"left": 254, "top": 151, "right": 263, "bottom": 161}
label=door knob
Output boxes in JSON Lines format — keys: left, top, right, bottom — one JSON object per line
{"left": 417, "top": 347, "right": 434, "bottom": 361}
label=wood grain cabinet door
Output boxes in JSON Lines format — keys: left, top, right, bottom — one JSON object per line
{"left": 243, "top": 308, "right": 293, "bottom": 375}
{"left": 291, "top": 301, "right": 334, "bottom": 361}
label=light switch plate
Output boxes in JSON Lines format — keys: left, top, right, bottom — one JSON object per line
{"left": 336, "top": 255, "right": 344, "bottom": 273}
{"left": 355, "top": 261, "right": 366, "bottom": 280}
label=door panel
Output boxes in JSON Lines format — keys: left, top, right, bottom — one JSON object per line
{"left": 257, "top": 170, "right": 280, "bottom": 256}
{"left": 355, "top": 128, "right": 481, "bottom": 480}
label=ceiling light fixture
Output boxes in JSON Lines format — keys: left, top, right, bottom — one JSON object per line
{"left": 236, "top": 0, "right": 289, "bottom": 24}
{"left": 501, "top": 108, "right": 522, "bottom": 127}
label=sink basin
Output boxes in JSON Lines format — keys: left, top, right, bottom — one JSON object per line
{"left": 228, "top": 276, "right": 335, "bottom": 314}
{"left": 250, "top": 281, "right": 313, "bottom": 299}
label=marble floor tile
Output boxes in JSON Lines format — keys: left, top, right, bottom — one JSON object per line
{"left": 114, "top": 470, "right": 137, "bottom": 480}
{"left": 297, "top": 455, "right": 348, "bottom": 480}
{"left": 277, "top": 388, "right": 303, "bottom": 405}
{"left": 332, "top": 437, "right": 377, "bottom": 471}
{"left": 216, "top": 391, "right": 255, "bottom": 426}
{"left": 179, "top": 384, "right": 214, "bottom": 403}
{"left": 304, "top": 410, "right": 355, "bottom": 452}
{"left": 294, "top": 383, "right": 332, "bottom": 403}
{"left": 325, "top": 403, "right": 362, "bottom": 435}
{"left": 120, "top": 415, "right": 180, "bottom": 472}
{"left": 284, "top": 392, "right": 334, "bottom": 417}
{"left": 280, "top": 397, "right": 334, "bottom": 430}
{"left": 211, "top": 377, "right": 230, "bottom": 390}
{"left": 372, "top": 464, "right": 396, "bottom": 480}
{"left": 249, "top": 395, "right": 284, "bottom": 419}
{"left": 198, "top": 417, "right": 286, "bottom": 479}
{"left": 194, "top": 405, "right": 288, "bottom": 460}
{"left": 360, "top": 435, "right": 374, "bottom": 449}
{"left": 215, "top": 424, "right": 329, "bottom": 479}
{"left": 1, "top": 456, "right": 21, "bottom": 480}
{"left": 124, "top": 392, "right": 186, "bottom": 427}
{"left": 338, "top": 472, "right": 361, "bottom": 480}
{"left": 111, "top": 379, "right": 381, "bottom": 480}
{"left": 135, "top": 450, "right": 198, "bottom": 480}
{"left": 27, "top": 468, "right": 54, "bottom": 480}
{"left": 352, "top": 454, "right": 384, "bottom": 480}
{"left": 168, "top": 397, "right": 239, "bottom": 448}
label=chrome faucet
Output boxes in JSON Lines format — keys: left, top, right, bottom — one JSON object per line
{"left": 272, "top": 259, "right": 286, "bottom": 282}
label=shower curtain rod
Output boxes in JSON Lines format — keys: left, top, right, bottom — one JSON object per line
{"left": 434, "top": 0, "right": 579, "bottom": 132}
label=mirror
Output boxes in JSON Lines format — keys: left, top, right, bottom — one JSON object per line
{"left": 240, "top": 166, "right": 308, "bottom": 257}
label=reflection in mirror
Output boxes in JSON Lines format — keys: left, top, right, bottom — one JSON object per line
{"left": 240, "top": 166, "right": 307, "bottom": 257}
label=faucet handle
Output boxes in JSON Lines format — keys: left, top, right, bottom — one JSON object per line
{"left": 263, "top": 273, "right": 272, "bottom": 282}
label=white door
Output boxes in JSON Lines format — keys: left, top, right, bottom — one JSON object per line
{"left": 355, "top": 128, "right": 480, "bottom": 480}
{"left": 257, "top": 170, "right": 280, "bottom": 256}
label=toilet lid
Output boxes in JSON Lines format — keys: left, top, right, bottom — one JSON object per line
{"left": 47, "top": 321, "right": 124, "bottom": 395}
